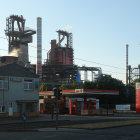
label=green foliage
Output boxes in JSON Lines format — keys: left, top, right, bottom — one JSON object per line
{"left": 60, "top": 75, "right": 126, "bottom": 92}
{"left": 82, "top": 75, "right": 125, "bottom": 91}
{"left": 39, "top": 83, "right": 47, "bottom": 91}
{"left": 60, "top": 81, "right": 82, "bottom": 90}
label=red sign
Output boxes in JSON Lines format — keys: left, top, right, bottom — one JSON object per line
{"left": 136, "top": 83, "right": 140, "bottom": 113}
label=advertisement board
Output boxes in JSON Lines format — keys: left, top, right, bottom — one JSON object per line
{"left": 136, "top": 83, "right": 140, "bottom": 113}
{"left": 116, "top": 105, "right": 130, "bottom": 111}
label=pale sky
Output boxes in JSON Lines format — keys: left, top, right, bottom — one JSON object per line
{"left": 0, "top": 0, "right": 140, "bottom": 83}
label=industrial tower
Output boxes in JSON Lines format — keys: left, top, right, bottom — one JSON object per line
{"left": 5, "top": 15, "right": 36, "bottom": 65}
{"left": 36, "top": 17, "right": 42, "bottom": 80}
{"left": 42, "top": 30, "right": 76, "bottom": 88}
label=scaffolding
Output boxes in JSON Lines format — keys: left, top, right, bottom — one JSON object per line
{"left": 128, "top": 65, "right": 140, "bottom": 84}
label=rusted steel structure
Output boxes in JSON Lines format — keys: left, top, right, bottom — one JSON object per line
{"left": 5, "top": 15, "right": 36, "bottom": 65}
{"left": 47, "top": 30, "right": 73, "bottom": 65}
{"left": 42, "top": 30, "right": 76, "bottom": 86}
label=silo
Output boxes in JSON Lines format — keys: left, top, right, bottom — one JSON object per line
{"left": 36, "top": 17, "right": 42, "bottom": 80}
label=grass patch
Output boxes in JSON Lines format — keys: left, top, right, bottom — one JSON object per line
{"left": 61, "top": 119, "right": 140, "bottom": 129}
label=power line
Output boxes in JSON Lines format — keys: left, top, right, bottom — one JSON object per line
{"left": 0, "top": 35, "right": 125, "bottom": 71}
{"left": 0, "top": 48, "right": 36, "bottom": 59}
{"left": 0, "top": 36, "right": 49, "bottom": 52}
{"left": 80, "top": 69, "right": 125, "bottom": 76}
{"left": 0, "top": 48, "right": 8, "bottom": 52}
{"left": 28, "top": 45, "right": 49, "bottom": 52}
{"left": 0, "top": 47, "right": 126, "bottom": 76}
{"left": 0, "top": 36, "right": 7, "bottom": 39}
{"left": 75, "top": 58, "right": 125, "bottom": 70}
{"left": 103, "top": 70, "right": 125, "bottom": 75}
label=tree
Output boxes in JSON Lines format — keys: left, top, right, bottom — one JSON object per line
{"left": 60, "top": 81, "right": 82, "bottom": 90}
{"left": 39, "top": 83, "right": 47, "bottom": 91}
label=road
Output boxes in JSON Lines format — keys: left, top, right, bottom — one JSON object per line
{"left": 0, "top": 124, "right": 140, "bottom": 140}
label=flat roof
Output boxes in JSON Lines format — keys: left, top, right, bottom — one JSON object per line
{"left": 39, "top": 89, "right": 119, "bottom": 96}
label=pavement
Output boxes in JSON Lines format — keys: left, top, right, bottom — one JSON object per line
{"left": 0, "top": 114, "right": 136, "bottom": 124}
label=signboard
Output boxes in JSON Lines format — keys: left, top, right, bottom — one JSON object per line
{"left": 136, "top": 83, "right": 140, "bottom": 113}
{"left": 75, "top": 89, "right": 83, "bottom": 93}
{"left": 116, "top": 105, "right": 130, "bottom": 111}
{"left": 10, "top": 77, "right": 22, "bottom": 82}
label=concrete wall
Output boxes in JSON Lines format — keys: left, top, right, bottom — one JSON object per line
{"left": 0, "top": 76, "right": 39, "bottom": 116}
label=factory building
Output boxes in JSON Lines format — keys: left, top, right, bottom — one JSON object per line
{"left": 42, "top": 30, "right": 77, "bottom": 89}
{"left": 0, "top": 56, "right": 39, "bottom": 117}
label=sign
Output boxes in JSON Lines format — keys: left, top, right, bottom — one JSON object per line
{"left": 10, "top": 77, "right": 22, "bottom": 82}
{"left": 75, "top": 89, "right": 83, "bottom": 93}
{"left": 136, "top": 83, "right": 140, "bottom": 113}
{"left": 116, "top": 105, "right": 130, "bottom": 111}
{"left": 136, "top": 83, "right": 140, "bottom": 89}
{"left": 22, "top": 113, "right": 27, "bottom": 121}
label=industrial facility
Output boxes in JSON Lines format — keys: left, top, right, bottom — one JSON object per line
{"left": 42, "top": 30, "right": 77, "bottom": 88}
{"left": 0, "top": 15, "right": 39, "bottom": 117}
{"left": 0, "top": 14, "right": 125, "bottom": 116}
{"left": 41, "top": 30, "right": 102, "bottom": 89}
{"left": 1, "top": 14, "right": 103, "bottom": 89}
{"left": 5, "top": 15, "right": 36, "bottom": 66}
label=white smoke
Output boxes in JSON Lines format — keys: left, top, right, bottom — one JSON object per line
{"left": 63, "top": 25, "right": 72, "bottom": 31}
{"left": 8, "top": 48, "right": 20, "bottom": 57}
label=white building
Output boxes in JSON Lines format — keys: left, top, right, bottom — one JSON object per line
{"left": 0, "top": 59, "right": 39, "bottom": 117}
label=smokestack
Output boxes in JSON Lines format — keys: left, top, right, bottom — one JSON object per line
{"left": 36, "top": 17, "right": 42, "bottom": 81}
{"left": 126, "top": 44, "right": 129, "bottom": 85}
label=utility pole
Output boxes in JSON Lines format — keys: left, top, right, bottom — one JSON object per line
{"left": 128, "top": 65, "right": 131, "bottom": 85}
{"left": 125, "top": 44, "right": 130, "bottom": 98}
{"left": 53, "top": 87, "right": 58, "bottom": 130}
{"left": 56, "top": 92, "right": 58, "bottom": 130}
{"left": 53, "top": 87, "right": 62, "bottom": 130}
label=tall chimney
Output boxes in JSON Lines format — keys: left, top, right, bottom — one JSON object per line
{"left": 36, "top": 17, "right": 42, "bottom": 81}
{"left": 126, "top": 44, "right": 129, "bottom": 85}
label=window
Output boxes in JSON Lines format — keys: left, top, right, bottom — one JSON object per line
{"left": 24, "top": 80, "right": 33, "bottom": 90}
{"left": 0, "top": 105, "right": 6, "bottom": 113}
{"left": 35, "top": 81, "right": 39, "bottom": 89}
{"left": 0, "top": 80, "right": 8, "bottom": 89}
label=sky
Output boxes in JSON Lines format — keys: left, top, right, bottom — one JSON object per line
{"left": 0, "top": 0, "right": 140, "bottom": 83}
